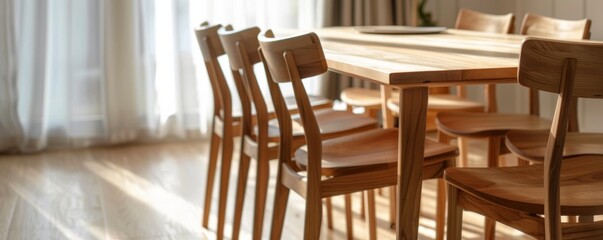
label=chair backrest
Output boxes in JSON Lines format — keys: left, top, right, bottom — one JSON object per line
{"left": 520, "top": 14, "right": 591, "bottom": 131}
{"left": 517, "top": 37, "right": 603, "bottom": 239}
{"left": 218, "top": 26, "right": 268, "bottom": 137}
{"left": 455, "top": 8, "right": 515, "bottom": 34}
{"left": 521, "top": 14, "right": 591, "bottom": 40}
{"left": 258, "top": 30, "right": 327, "bottom": 179}
{"left": 258, "top": 30, "right": 328, "bottom": 83}
{"left": 194, "top": 22, "right": 233, "bottom": 119}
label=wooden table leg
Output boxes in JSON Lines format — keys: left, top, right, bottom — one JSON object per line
{"left": 396, "top": 87, "right": 428, "bottom": 239}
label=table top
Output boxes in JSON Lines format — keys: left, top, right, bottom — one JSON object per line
{"left": 315, "top": 27, "right": 526, "bottom": 87}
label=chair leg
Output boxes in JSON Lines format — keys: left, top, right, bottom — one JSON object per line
{"left": 345, "top": 194, "right": 354, "bottom": 240}
{"left": 216, "top": 132, "right": 234, "bottom": 240}
{"left": 325, "top": 198, "right": 334, "bottom": 230}
{"left": 446, "top": 185, "right": 463, "bottom": 240}
{"left": 252, "top": 160, "right": 271, "bottom": 240}
{"left": 270, "top": 180, "right": 290, "bottom": 240}
{"left": 231, "top": 153, "right": 251, "bottom": 240}
{"left": 365, "top": 190, "right": 377, "bottom": 240}
{"left": 365, "top": 108, "right": 378, "bottom": 118}
{"left": 484, "top": 136, "right": 501, "bottom": 240}
{"left": 437, "top": 130, "right": 451, "bottom": 144}
{"left": 388, "top": 186, "right": 396, "bottom": 229}
{"left": 435, "top": 179, "right": 446, "bottom": 240}
{"left": 202, "top": 131, "right": 220, "bottom": 228}
{"left": 567, "top": 216, "right": 578, "bottom": 223}
{"left": 458, "top": 137, "right": 469, "bottom": 167}
{"left": 360, "top": 191, "right": 366, "bottom": 219}
{"left": 484, "top": 218, "right": 496, "bottom": 240}
{"left": 346, "top": 104, "right": 354, "bottom": 113}
{"left": 304, "top": 194, "right": 323, "bottom": 240}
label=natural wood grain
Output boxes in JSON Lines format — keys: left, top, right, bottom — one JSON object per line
{"left": 520, "top": 14, "right": 591, "bottom": 40}
{"left": 435, "top": 13, "right": 592, "bottom": 174}
{"left": 316, "top": 28, "right": 522, "bottom": 87}
{"left": 448, "top": 8, "right": 515, "bottom": 113}
{"left": 341, "top": 8, "right": 514, "bottom": 131}
{"left": 505, "top": 130, "right": 603, "bottom": 162}
{"left": 218, "top": 26, "right": 377, "bottom": 240}
{"left": 437, "top": 16, "right": 592, "bottom": 236}
{"left": 340, "top": 88, "right": 384, "bottom": 108}
{"left": 0, "top": 144, "right": 211, "bottom": 240}
{"left": 259, "top": 31, "right": 458, "bottom": 240}
{"left": 446, "top": 37, "right": 603, "bottom": 240}
{"left": 0, "top": 139, "right": 558, "bottom": 240}
{"left": 455, "top": 8, "right": 515, "bottom": 34}
{"left": 518, "top": 37, "right": 603, "bottom": 98}
{"left": 309, "top": 21, "right": 521, "bottom": 240}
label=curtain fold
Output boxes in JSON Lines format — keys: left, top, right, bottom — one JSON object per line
{"left": 319, "top": 0, "right": 410, "bottom": 100}
{"left": 104, "top": 0, "right": 145, "bottom": 143}
{"left": 1, "top": 0, "right": 214, "bottom": 152}
{"left": 0, "top": 0, "right": 23, "bottom": 152}
{"left": 0, "top": 0, "right": 322, "bottom": 153}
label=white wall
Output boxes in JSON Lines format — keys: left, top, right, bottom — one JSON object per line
{"left": 425, "top": 0, "right": 603, "bottom": 132}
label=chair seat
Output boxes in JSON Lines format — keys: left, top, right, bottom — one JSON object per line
{"left": 340, "top": 88, "right": 396, "bottom": 108}
{"left": 445, "top": 155, "right": 603, "bottom": 216}
{"left": 505, "top": 130, "right": 603, "bottom": 162}
{"left": 284, "top": 95, "right": 332, "bottom": 111}
{"left": 436, "top": 112, "right": 551, "bottom": 138}
{"left": 260, "top": 108, "right": 378, "bottom": 142}
{"left": 295, "top": 129, "right": 458, "bottom": 176}
{"left": 386, "top": 94, "right": 484, "bottom": 114}
{"left": 262, "top": 95, "right": 331, "bottom": 115}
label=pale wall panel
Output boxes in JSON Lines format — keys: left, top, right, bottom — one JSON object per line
{"left": 435, "top": 0, "right": 457, "bottom": 28}
{"left": 554, "top": 0, "right": 585, "bottom": 20}
{"left": 586, "top": 0, "right": 603, "bottom": 40}
{"left": 582, "top": 0, "right": 603, "bottom": 132}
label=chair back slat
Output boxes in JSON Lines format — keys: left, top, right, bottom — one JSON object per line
{"left": 258, "top": 30, "right": 327, "bottom": 83}
{"left": 455, "top": 8, "right": 515, "bottom": 34}
{"left": 519, "top": 37, "right": 603, "bottom": 98}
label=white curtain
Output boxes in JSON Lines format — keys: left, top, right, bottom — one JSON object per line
{"left": 0, "top": 0, "right": 322, "bottom": 152}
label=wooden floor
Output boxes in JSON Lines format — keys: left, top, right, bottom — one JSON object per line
{"left": 0, "top": 138, "right": 536, "bottom": 240}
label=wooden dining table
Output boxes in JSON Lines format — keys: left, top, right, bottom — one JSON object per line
{"left": 314, "top": 26, "right": 526, "bottom": 239}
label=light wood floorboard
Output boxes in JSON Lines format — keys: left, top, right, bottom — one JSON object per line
{"left": 0, "top": 138, "right": 545, "bottom": 239}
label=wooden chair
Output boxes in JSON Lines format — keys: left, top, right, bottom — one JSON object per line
{"left": 218, "top": 26, "right": 380, "bottom": 240}
{"left": 435, "top": 14, "right": 591, "bottom": 239}
{"left": 258, "top": 30, "right": 458, "bottom": 240}
{"left": 445, "top": 37, "right": 603, "bottom": 240}
{"left": 194, "top": 23, "right": 242, "bottom": 239}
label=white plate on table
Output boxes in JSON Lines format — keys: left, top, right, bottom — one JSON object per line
{"left": 355, "top": 26, "right": 447, "bottom": 34}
